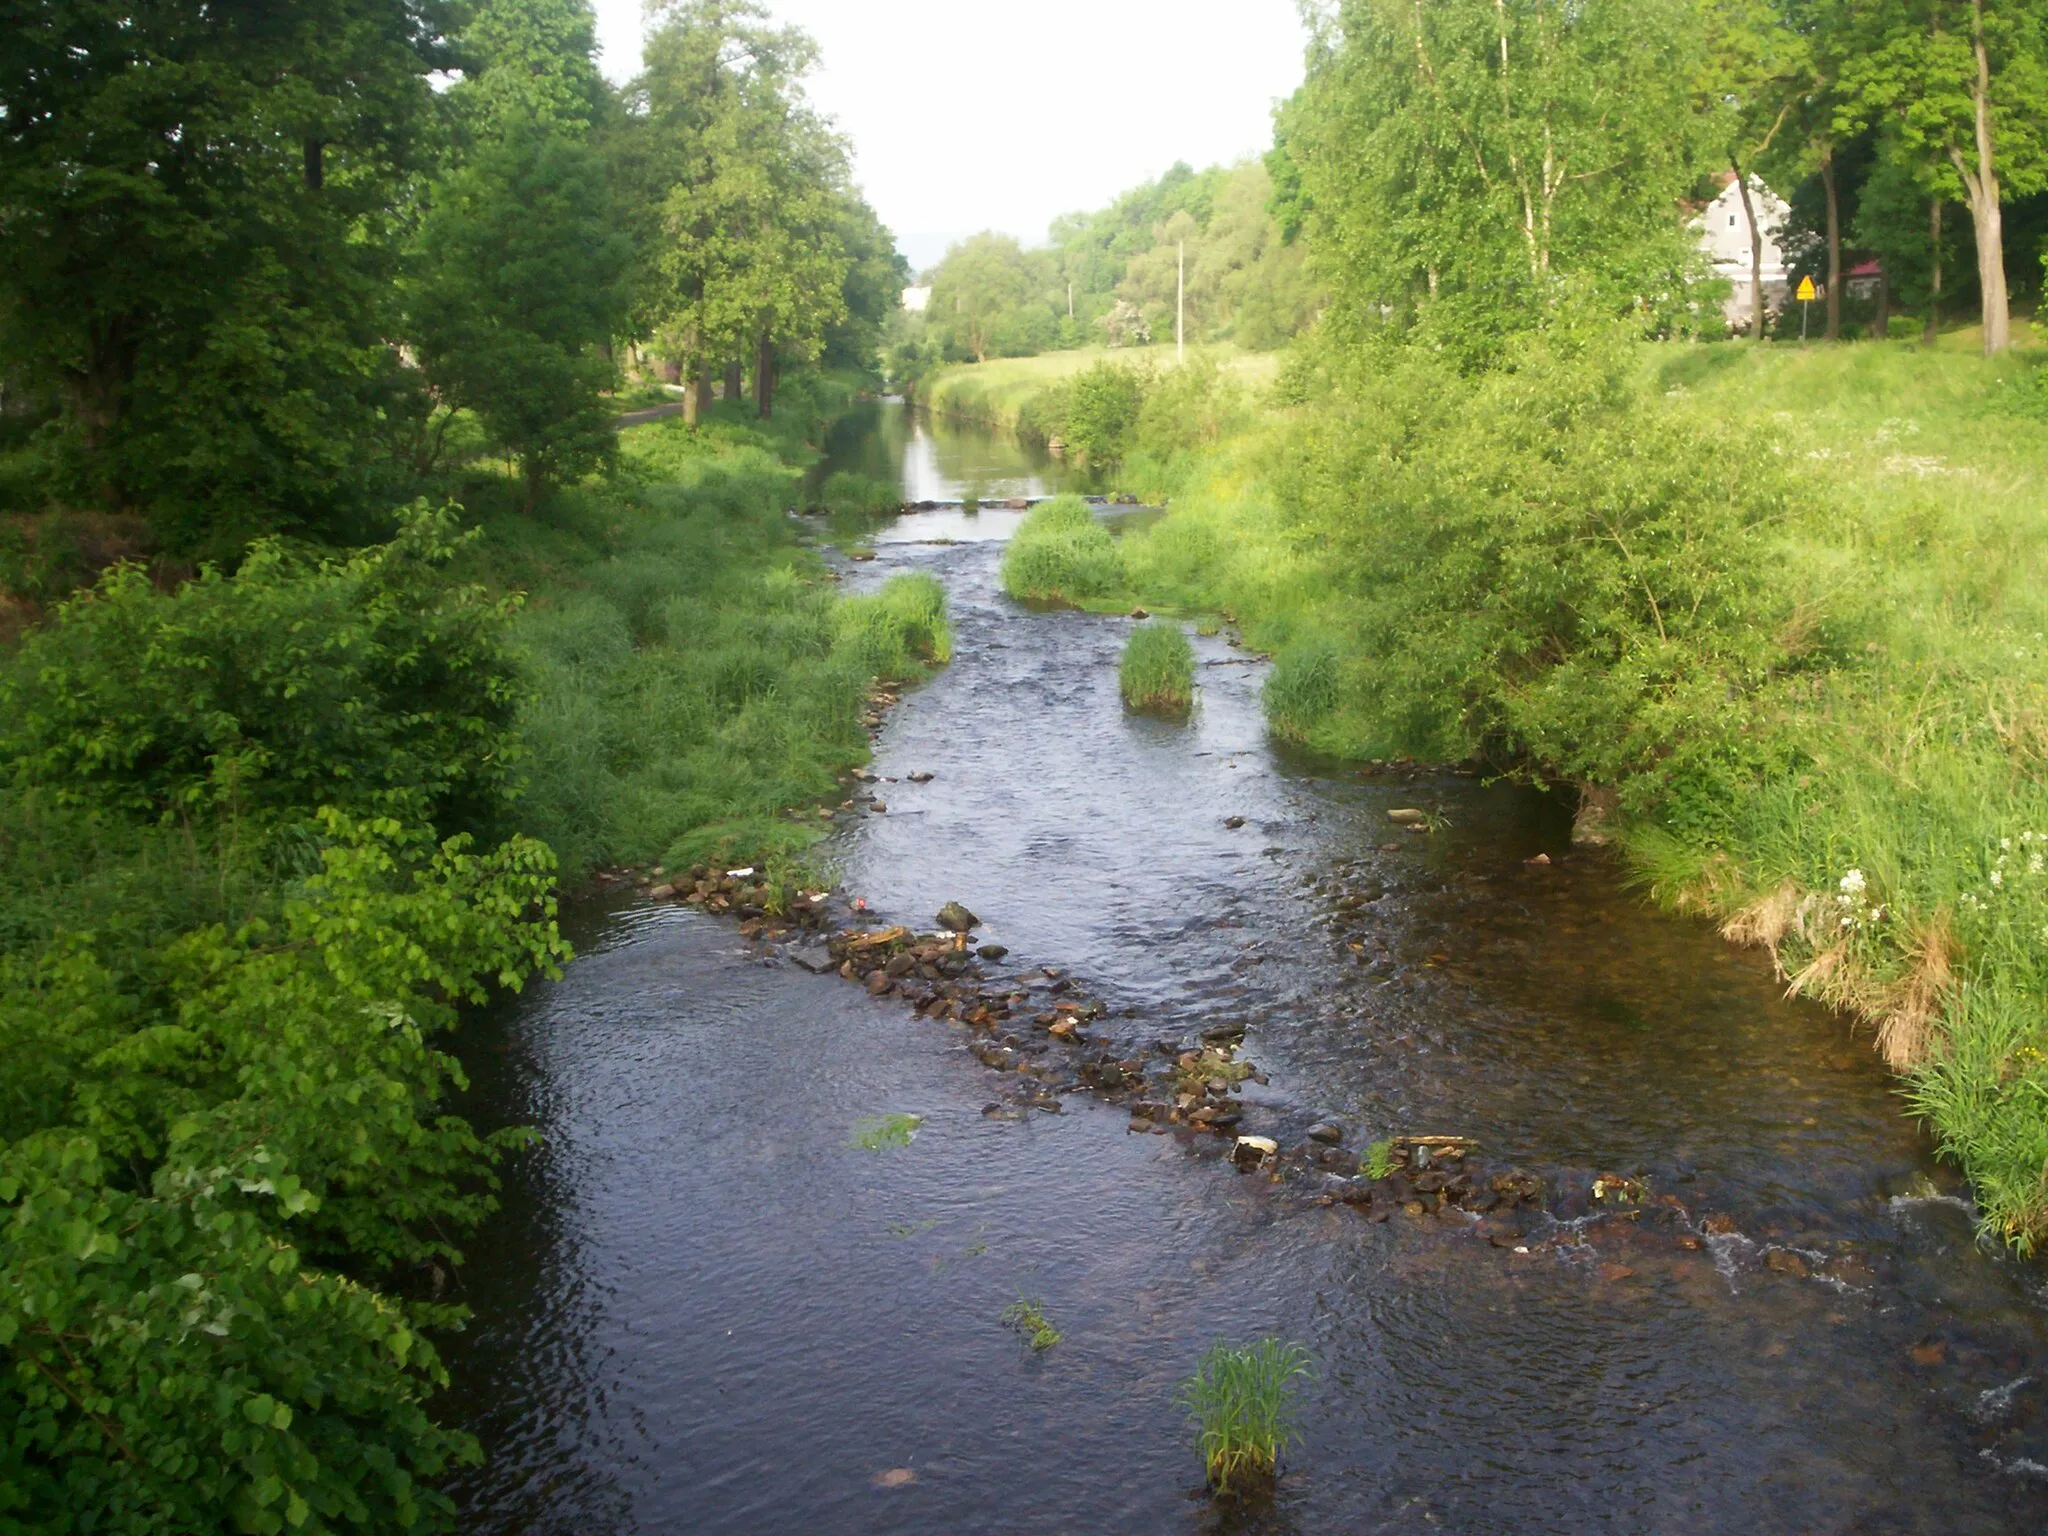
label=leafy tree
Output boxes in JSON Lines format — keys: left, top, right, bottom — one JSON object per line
{"left": 1279, "top": 0, "right": 1710, "bottom": 361}
{"left": 0, "top": 0, "right": 456, "bottom": 550}
{"left": 1701, "top": 0, "right": 1813, "bottom": 338}
{"left": 619, "top": 1, "right": 852, "bottom": 419}
{"left": 412, "top": 125, "right": 631, "bottom": 509}
{"left": 1836, "top": 0, "right": 2048, "bottom": 352}
{"left": 927, "top": 233, "right": 1039, "bottom": 362}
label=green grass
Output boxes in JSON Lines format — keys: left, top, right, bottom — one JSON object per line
{"left": 998, "top": 495, "right": 1125, "bottom": 605}
{"left": 850, "top": 1113, "right": 922, "bottom": 1150}
{"left": 467, "top": 409, "right": 951, "bottom": 881}
{"left": 1360, "top": 1139, "right": 1396, "bottom": 1181}
{"left": 1119, "top": 620, "right": 1195, "bottom": 712}
{"left": 999, "top": 1296, "right": 1062, "bottom": 1352}
{"left": 1179, "top": 1339, "right": 1313, "bottom": 1498}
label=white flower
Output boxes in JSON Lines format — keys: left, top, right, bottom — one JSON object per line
{"left": 1839, "top": 869, "right": 1867, "bottom": 897}
{"left": 1991, "top": 870, "right": 2004, "bottom": 888}
{"left": 2001, "top": 838, "right": 2013, "bottom": 852}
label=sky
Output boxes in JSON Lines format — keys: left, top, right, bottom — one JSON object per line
{"left": 589, "top": 1, "right": 1310, "bottom": 274}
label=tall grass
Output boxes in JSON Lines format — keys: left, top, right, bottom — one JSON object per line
{"left": 1119, "top": 620, "right": 1194, "bottom": 712}
{"left": 478, "top": 413, "right": 951, "bottom": 879}
{"left": 998, "top": 495, "right": 1126, "bottom": 604}
{"left": 1179, "top": 1339, "right": 1313, "bottom": 1497}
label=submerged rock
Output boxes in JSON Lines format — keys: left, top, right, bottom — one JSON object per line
{"left": 1232, "top": 1135, "right": 1279, "bottom": 1168}
{"left": 1307, "top": 1121, "right": 1345, "bottom": 1145}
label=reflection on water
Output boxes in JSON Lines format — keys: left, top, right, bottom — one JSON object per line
{"left": 445, "top": 419, "right": 2048, "bottom": 1534}
{"left": 811, "top": 398, "right": 1079, "bottom": 504}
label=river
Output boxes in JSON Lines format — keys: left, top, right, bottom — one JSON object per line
{"left": 445, "top": 400, "right": 2048, "bottom": 1533}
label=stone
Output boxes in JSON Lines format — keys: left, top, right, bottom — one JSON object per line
{"left": 789, "top": 944, "right": 836, "bottom": 974}
{"left": 1764, "top": 1249, "right": 1810, "bottom": 1278}
{"left": 1306, "top": 1121, "right": 1344, "bottom": 1145}
{"left": 869, "top": 801, "right": 887, "bottom": 814}
{"left": 647, "top": 883, "right": 676, "bottom": 900}
{"left": 907, "top": 770, "right": 934, "bottom": 783}
{"left": 1231, "top": 1135, "right": 1278, "bottom": 1168}
{"left": 977, "top": 943, "right": 1009, "bottom": 960}
{"left": 1130, "top": 607, "right": 1150, "bottom": 619}
{"left": 1524, "top": 852, "right": 1551, "bottom": 867}
{"left": 864, "top": 971, "right": 892, "bottom": 996}
{"left": 936, "top": 901, "right": 979, "bottom": 933}
{"left": 1387, "top": 808, "right": 1427, "bottom": 825}
{"left": 1223, "top": 815, "right": 1246, "bottom": 829}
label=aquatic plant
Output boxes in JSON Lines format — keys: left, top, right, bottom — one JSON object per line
{"left": 849, "top": 1113, "right": 922, "bottom": 1151}
{"left": 1361, "top": 1139, "right": 1396, "bottom": 1180}
{"left": 1119, "top": 620, "right": 1195, "bottom": 712}
{"left": 1000, "top": 1296, "right": 1062, "bottom": 1352}
{"left": 1179, "top": 1339, "right": 1313, "bottom": 1497}
{"left": 999, "top": 495, "right": 1126, "bottom": 604}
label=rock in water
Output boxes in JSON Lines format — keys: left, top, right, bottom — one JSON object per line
{"left": 789, "top": 944, "right": 836, "bottom": 974}
{"left": 1232, "top": 1135, "right": 1279, "bottom": 1168}
{"left": 937, "top": 901, "right": 980, "bottom": 933}
{"left": 1307, "top": 1121, "right": 1345, "bottom": 1145}
{"left": 1387, "top": 808, "right": 1427, "bottom": 825}
{"left": 977, "top": 944, "right": 1008, "bottom": 960}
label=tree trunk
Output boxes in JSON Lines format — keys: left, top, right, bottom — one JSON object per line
{"left": 1874, "top": 264, "right": 1890, "bottom": 339}
{"left": 1925, "top": 198, "right": 1943, "bottom": 345}
{"left": 303, "top": 139, "right": 324, "bottom": 191}
{"left": 688, "top": 366, "right": 711, "bottom": 426}
{"left": 755, "top": 331, "right": 774, "bottom": 419}
{"left": 724, "top": 360, "right": 743, "bottom": 400}
{"left": 1821, "top": 151, "right": 1841, "bottom": 341}
{"left": 523, "top": 457, "right": 545, "bottom": 516}
{"left": 656, "top": 355, "right": 681, "bottom": 385}
{"left": 1951, "top": 0, "right": 2009, "bottom": 354}
{"left": 1732, "top": 162, "right": 1766, "bottom": 341}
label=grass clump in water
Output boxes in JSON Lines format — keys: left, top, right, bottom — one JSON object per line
{"left": 999, "top": 494, "right": 1125, "bottom": 604}
{"left": 1119, "top": 620, "right": 1195, "bottom": 712}
{"left": 849, "top": 1113, "right": 922, "bottom": 1150}
{"left": 1360, "top": 1139, "right": 1396, "bottom": 1180}
{"left": 1180, "top": 1339, "right": 1313, "bottom": 1498}
{"left": 1000, "top": 1296, "right": 1062, "bottom": 1352}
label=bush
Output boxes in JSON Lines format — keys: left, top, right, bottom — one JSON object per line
{"left": 0, "top": 504, "right": 522, "bottom": 840}
{"left": 1119, "top": 620, "right": 1195, "bottom": 712}
{"left": 999, "top": 495, "right": 1126, "bottom": 604}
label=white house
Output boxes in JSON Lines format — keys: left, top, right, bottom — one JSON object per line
{"left": 1695, "top": 175, "right": 1790, "bottom": 328}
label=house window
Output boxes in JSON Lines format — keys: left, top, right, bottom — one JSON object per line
{"left": 1729, "top": 214, "right": 1738, "bottom": 227}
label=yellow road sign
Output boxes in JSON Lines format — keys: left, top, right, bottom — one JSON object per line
{"left": 1796, "top": 275, "right": 1817, "bottom": 302}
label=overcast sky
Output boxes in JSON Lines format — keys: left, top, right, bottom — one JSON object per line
{"left": 588, "top": 1, "right": 1310, "bottom": 273}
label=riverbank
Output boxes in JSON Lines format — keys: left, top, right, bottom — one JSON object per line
{"left": 0, "top": 372, "right": 952, "bottom": 1528}
{"left": 984, "top": 334, "right": 2048, "bottom": 1250}
{"left": 916, "top": 345, "right": 1281, "bottom": 436}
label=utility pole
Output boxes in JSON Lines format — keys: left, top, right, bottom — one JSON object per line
{"left": 1176, "top": 240, "right": 1185, "bottom": 364}
{"left": 1067, "top": 280, "right": 1074, "bottom": 321}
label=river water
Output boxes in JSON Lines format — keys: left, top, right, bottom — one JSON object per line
{"left": 447, "top": 402, "right": 2048, "bottom": 1532}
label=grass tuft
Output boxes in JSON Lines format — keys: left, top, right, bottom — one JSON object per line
{"left": 1000, "top": 1296, "right": 1062, "bottom": 1352}
{"left": 1360, "top": 1139, "right": 1396, "bottom": 1180}
{"left": 1119, "top": 620, "right": 1195, "bottom": 712}
{"left": 1179, "top": 1339, "right": 1313, "bottom": 1498}
{"left": 849, "top": 1113, "right": 922, "bottom": 1151}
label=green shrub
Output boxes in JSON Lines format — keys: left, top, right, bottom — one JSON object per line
{"left": 999, "top": 495, "right": 1126, "bottom": 604}
{"left": 1119, "top": 620, "right": 1195, "bottom": 712}
{"left": 0, "top": 504, "right": 522, "bottom": 840}
{"left": 818, "top": 469, "right": 901, "bottom": 517}
{"left": 1179, "top": 1339, "right": 1313, "bottom": 1497}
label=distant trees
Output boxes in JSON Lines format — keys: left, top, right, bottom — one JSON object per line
{"left": 914, "top": 159, "right": 1322, "bottom": 366}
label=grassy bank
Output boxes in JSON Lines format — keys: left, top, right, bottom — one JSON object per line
{"left": 1043, "top": 330, "right": 2048, "bottom": 1248}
